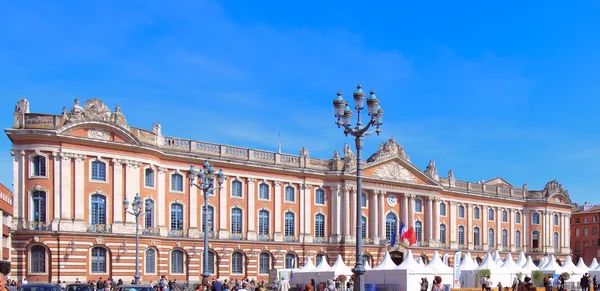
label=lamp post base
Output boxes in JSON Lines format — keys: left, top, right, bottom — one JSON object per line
{"left": 201, "top": 272, "right": 211, "bottom": 285}
{"left": 134, "top": 274, "right": 141, "bottom": 285}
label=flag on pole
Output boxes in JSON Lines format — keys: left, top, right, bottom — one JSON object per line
{"left": 399, "top": 222, "right": 406, "bottom": 237}
{"left": 401, "top": 226, "right": 417, "bottom": 245}
{"left": 390, "top": 223, "right": 397, "bottom": 247}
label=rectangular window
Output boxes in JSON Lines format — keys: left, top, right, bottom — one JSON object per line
{"left": 576, "top": 218, "right": 581, "bottom": 223}
{"left": 315, "top": 189, "right": 325, "bottom": 205}
{"left": 415, "top": 199, "right": 422, "bottom": 212}
{"left": 91, "top": 161, "right": 106, "bottom": 181}
{"left": 259, "top": 254, "right": 270, "bottom": 274}
{"left": 259, "top": 184, "right": 269, "bottom": 200}
{"left": 585, "top": 217, "right": 589, "bottom": 223}
{"left": 576, "top": 228, "right": 581, "bottom": 237}
{"left": 145, "top": 169, "right": 154, "bottom": 187}
{"left": 584, "top": 228, "right": 589, "bottom": 236}
{"left": 145, "top": 250, "right": 156, "bottom": 274}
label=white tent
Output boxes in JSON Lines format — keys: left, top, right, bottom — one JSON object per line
{"left": 290, "top": 257, "right": 316, "bottom": 285}
{"left": 459, "top": 252, "right": 479, "bottom": 271}
{"left": 576, "top": 257, "right": 590, "bottom": 272}
{"left": 590, "top": 258, "right": 599, "bottom": 270}
{"left": 461, "top": 253, "right": 512, "bottom": 288}
{"left": 563, "top": 256, "right": 585, "bottom": 274}
{"left": 492, "top": 250, "right": 503, "bottom": 265}
{"left": 515, "top": 251, "right": 527, "bottom": 267}
{"left": 589, "top": 261, "right": 600, "bottom": 280}
{"left": 318, "top": 255, "right": 353, "bottom": 281}
{"left": 501, "top": 253, "right": 529, "bottom": 282}
{"left": 538, "top": 257, "right": 548, "bottom": 268}
{"left": 387, "top": 250, "right": 431, "bottom": 290}
{"left": 364, "top": 251, "right": 397, "bottom": 284}
{"left": 521, "top": 256, "right": 539, "bottom": 272}
{"left": 298, "top": 256, "right": 331, "bottom": 284}
{"left": 416, "top": 256, "right": 425, "bottom": 266}
{"left": 425, "top": 251, "right": 454, "bottom": 287}
{"left": 539, "top": 255, "right": 567, "bottom": 275}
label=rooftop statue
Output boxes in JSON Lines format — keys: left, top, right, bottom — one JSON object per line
{"left": 62, "top": 98, "right": 129, "bottom": 129}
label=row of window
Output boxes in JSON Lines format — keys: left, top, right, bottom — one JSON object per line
{"left": 574, "top": 226, "right": 598, "bottom": 237}
{"left": 30, "top": 245, "right": 363, "bottom": 276}
{"left": 574, "top": 217, "right": 598, "bottom": 224}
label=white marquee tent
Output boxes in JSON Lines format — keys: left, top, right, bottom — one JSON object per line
{"left": 576, "top": 257, "right": 590, "bottom": 272}
{"left": 521, "top": 256, "right": 540, "bottom": 272}
{"left": 590, "top": 258, "right": 599, "bottom": 270}
{"left": 364, "top": 251, "right": 397, "bottom": 284}
{"left": 290, "top": 257, "right": 316, "bottom": 285}
{"left": 317, "top": 255, "right": 353, "bottom": 282}
{"left": 388, "top": 250, "right": 431, "bottom": 290}
{"left": 539, "top": 255, "right": 568, "bottom": 276}
{"left": 563, "top": 256, "right": 585, "bottom": 275}
{"left": 515, "top": 251, "right": 527, "bottom": 267}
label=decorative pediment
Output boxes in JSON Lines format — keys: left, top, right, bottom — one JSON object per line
{"left": 543, "top": 179, "right": 569, "bottom": 198}
{"left": 371, "top": 161, "right": 417, "bottom": 182}
{"left": 367, "top": 137, "right": 410, "bottom": 163}
{"left": 62, "top": 98, "right": 129, "bottom": 130}
{"left": 484, "top": 177, "right": 513, "bottom": 188}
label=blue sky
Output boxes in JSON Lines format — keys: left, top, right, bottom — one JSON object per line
{"left": 1, "top": 1, "right": 600, "bottom": 203}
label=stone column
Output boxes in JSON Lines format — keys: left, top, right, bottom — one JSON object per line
{"left": 378, "top": 191, "right": 386, "bottom": 243}
{"left": 561, "top": 213, "right": 567, "bottom": 253}
{"left": 496, "top": 207, "right": 502, "bottom": 249}
{"left": 59, "top": 153, "right": 73, "bottom": 229}
{"left": 466, "top": 203, "right": 473, "bottom": 249}
{"left": 510, "top": 209, "right": 516, "bottom": 251}
{"left": 188, "top": 177, "right": 199, "bottom": 238}
{"left": 123, "top": 161, "right": 141, "bottom": 233}
{"left": 482, "top": 205, "right": 488, "bottom": 250}
{"left": 450, "top": 201, "right": 458, "bottom": 249}
{"left": 273, "top": 181, "right": 283, "bottom": 242}
{"left": 246, "top": 178, "right": 257, "bottom": 240}
{"left": 111, "top": 159, "right": 125, "bottom": 232}
{"left": 157, "top": 167, "right": 167, "bottom": 236}
{"left": 342, "top": 186, "right": 351, "bottom": 242}
{"left": 370, "top": 191, "right": 379, "bottom": 244}
{"left": 51, "top": 152, "right": 61, "bottom": 229}
{"left": 350, "top": 188, "right": 357, "bottom": 238}
{"left": 12, "top": 150, "right": 25, "bottom": 230}
{"left": 402, "top": 194, "right": 409, "bottom": 226}
{"left": 218, "top": 176, "right": 230, "bottom": 239}
{"left": 523, "top": 210, "right": 528, "bottom": 251}
{"left": 433, "top": 198, "right": 440, "bottom": 245}
{"left": 331, "top": 185, "right": 342, "bottom": 243}
{"left": 565, "top": 214, "right": 571, "bottom": 250}
{"left": 426, "top": 197, "right": 433, "bottom": 243}
{"left": 540, "top": 211, "right": 546, "bottom": 251}
{"left": 73, "top": 154, "right": 86, "bottom": 222}
{"left": 302, "top": 184, "right": 313, "bottom": 242}
{"left": 407, "top": 194, "right": 414, "bottom": 229}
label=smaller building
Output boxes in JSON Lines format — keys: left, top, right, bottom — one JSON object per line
{"left": 0, "top": 184, "right": 13, "bottom": 275}
{"left": 571, "top": 202, "right": 600, "bottom": 264}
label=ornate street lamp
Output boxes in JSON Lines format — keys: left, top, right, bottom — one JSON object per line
{"left": 189, "top": 160, "right": 225, "bottom": 283}
{"left": 123, "top": 193, "right": 153, "bottom": 285}
{"left": 333, "top": 84, "right": 383, "bottom": 291}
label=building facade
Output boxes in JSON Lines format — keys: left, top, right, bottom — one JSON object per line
{"left": 0, "top": 183, "right": 13, "bottom": 275}
{"left": 571, "top": 202, "right": 600, "bottom": 264}
{"left": 7, "top": 98, "right": 573, "bottom": 283}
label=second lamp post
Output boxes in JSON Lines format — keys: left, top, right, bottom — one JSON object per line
{"left": 189, "top": 160, "right": 225, "bottom": 284}
{"left": 123, "top": 193, "right": 153, "bottom": 285}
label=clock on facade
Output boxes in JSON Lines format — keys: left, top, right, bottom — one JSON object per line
{"left": 387, "top": 194, "right": 397, "bottom": 207}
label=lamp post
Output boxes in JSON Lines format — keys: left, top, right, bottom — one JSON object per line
{"left": 123, "top": 193, "right": 153, "bottom": 285}
{"left": 188, "top": 160, "right": 225, "bottom": 284}
{"left": 333, "top": 84, "right": 383, "bottom": 291}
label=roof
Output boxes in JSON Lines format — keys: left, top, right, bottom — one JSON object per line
{"left": 573, "top": 205, "right": 600, "bottom": 214}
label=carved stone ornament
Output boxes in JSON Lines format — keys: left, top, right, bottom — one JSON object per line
{"left": 542, "top": 179, "right": 569, "bottom": 197}
{"left": 88, "top": 129, "right": 111, "bottom": 141}
{"left": 176, "top": 242, "right": 181, "bottom": 248}
{"left": 372, "top": 162, "right": 416, "bottom": 182}
{"left": 63, "top": 98, "right": 129, "bottom": 129}
{"left": 96, "top": 237, "right": 103, "bottom": 244}
{"left": 367, "top": 137, "right": 411, "bottom": 163}
{"left": 33, "top": 236, "right": 40, "bottom": 242}
{"left": 424, "top": 159, "right": 439, "bottom": 181}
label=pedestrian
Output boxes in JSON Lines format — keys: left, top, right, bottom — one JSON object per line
{"left": 432, "top": 276, "right": 443, "bottom": 291}
{"left": 420, "top": 278, "right": 428, "bottom": 291}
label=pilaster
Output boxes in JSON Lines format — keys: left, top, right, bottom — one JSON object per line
{"left": 509, "top": 209, "right": 516, "bottom": 252}
{"left": 523, "top": 209, "right": 528, "bottom": 252}
{"left": 58, "top": 152, "right": 73, "bottom": 231}
{"left": 378, "top": 191, "right": 386, "bottom": 244}
{"left": 482, "top": 205, "right": 488, "bottom": 251}
{"left": 466, "top": 203, "right": 473, "bottom": 249}
{"left": 12, "top": 150, "right": 25, "bottom": 230}
{"left": 449, "top": 201, "right": 457, "bottom": 249}
{"left": 51, "top": 152, "right": 61, "bottom": 230}
{"left": 218, "top": 176, "right": 230, "bottom": 239}
{"left": 350, "top": 188, "right": 357, "bottom": 238}
{"left": 433, "top": 197, "right": 440, "bottom": 247}
{"left": 157, "top": 167, "right": 168, "bottom": 236}
{"left": 273, "top": 181, "right": 283, "bottom": 242}
{"left": 111, "top": 159, "right": 127, "bottom": 233}
{"left": 188, "top": 178, "right": 199, "bottom": 238}
{"left": 342, "top": 186, "right": 351, "bottom": 243}
{"left": 72, "top": 154, "right": 88, "bottom": 232}
{"left": 301, "top": 183, "right": 313, "bottom": 243}
{"left": 330, "top": 184, "right": 342, "bottom": 243}
{"left": 426, "top": 196, "right": 433, "bottom": 245}
{"left": 370, "top": 190, "right": 379, "bottom": 245}
{"left": 496, "top": 207, "right": 502, "bottom": 250}
{"left": 247, "top": 178, "right": 257, "bottom": 241}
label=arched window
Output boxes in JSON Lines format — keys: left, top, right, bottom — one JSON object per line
{"left": 415, "top": 199, "right": 422, "bottom": 212}
{"left": 259, "top": 253, "right": 271, "bottom": 274}
{"left": 91, "top": 247, "right": 107, "bottom": 273}
{"left": 474, "top": 207, "right": 480, "bottom": 219}
{"left": 145, "top": 248, "right": 156, "bottom": 274}
{"left": 440, "top": 202, "right": 446, "bottom": 216}
{"left": 361, "top": 216, "right": 367, "bottom": 239}
{"left": 458, "top": 205, "right": 465, "bottom": 218}
{"left": 170, "top": 203, "right": 184, "bottom": 231}
{"left": 385, "top": 213, "right": 397, "bottom": 241}
{"left": 488, "top": 209, "right": 495, "bottom": 221}
{"left": 171, "top": 173, "right": 183, "bottom": 192}
{"left": 502, "top": 210, "right": 508, "bottom": 222}
{"left": 259, "top": 183, "right": 269, "bottom": 200}
{"left": 30, "top": 245, "right": 46, "bottom": 274}
{"left": 315, "top": 214, "right": 325, "bottom": 238}
{"left": 171, "top": 250, "right": 185, "bottom": 274}
{"left": 231, "top": 208, "right": 243, "bottom": 234}
{"left": 32, "top": 155, "right": 46, "bottom": 177}
{"left": 502, "top": 229, "right": 508, "bottom": 249}
{"left": 458, "top": 226, "right": 465, "bottom": 245}
{"left": 361, "top": 192, "right": 368, "bottom": 208}
{"left": 232, "top": 180, "right": 243, "bottom": 197}
{"left": 285, "top": 253, "right": 296, "bottom": 269}
{"left": 32, "top": 191, "right": 46, "bottom": 227}
{"left": 315, "top": 189, "right": 326, "bottom": 205}
{"left": 91, "top": 160, "right": 106, "bottom": 181}
{"left": 145, "top": 199, "right": 154, "bottom": 228}
{"left": 316, "top": 254, "right": 326, "bottom": 266}
{"left": 145, "top": 168, "right": 155, "bottom": 187}
{"left": 258, "top": 210, "right": 270, "bottom": 236}
{"left": 488, "top": 228, "right": 495, "bottom": 248}
{"left": 473, "top": 227, "right": 480, "bottom": 246}
{"left": 202, "top": 205, "right": 214, "bottom": 232}
{"left": 516, "top": 212, "right": 521, "bottom": 223}
{"left": 91, "top": 194, "right": 107, "bottom": 226}
{"left": 532, "top": 212, "right": 540, "bottom": 224}
{"left": 532, "top": 230, "right": 540, "bottom": 248}
{"left": 207, "top": 251, "right": 216, "bottom": 274}
{"left": 415, "top": 221, "right": 422, "bottom": 243}
{"left": 515, "top": 230, "right": 521, "bottom": 249}
{"left": 440, "top": 224, "right": 447, "bottom": 244}
{"left": 284, "top": 212, "right": 295, "bottom": 237}
{"left": 285, "top": 186, "right": 295, "bottom": 202}
{"left": 554, "top": 232, "right": 559, "bottom": 252}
